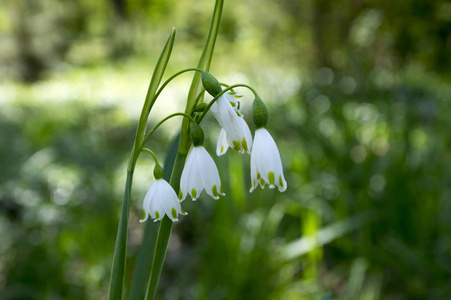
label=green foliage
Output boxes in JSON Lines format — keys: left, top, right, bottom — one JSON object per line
{"left": 1, "top": 0, "right": 451, "bottom": 299}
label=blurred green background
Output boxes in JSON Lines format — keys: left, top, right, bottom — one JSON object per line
{"left": 1, "top": 0, "right": 451, "bottom": 299}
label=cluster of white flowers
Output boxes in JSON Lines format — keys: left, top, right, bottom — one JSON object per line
{"left": 140, "top": 73, "right": 287, "bottom": 222}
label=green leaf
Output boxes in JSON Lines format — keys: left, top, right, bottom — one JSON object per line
{"left": 108, "top": 28, "right": 176, "bottom": 300}
{"left": 279, "top": 211, "right": 378, "bottom": 261}
{"left": 129, "top": 28, "right": 177, "bottom": 170}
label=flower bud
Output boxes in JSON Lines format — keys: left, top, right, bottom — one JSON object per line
{"left": 202, "top": 72, "right": 222, "bottom": 97}
{"left": 252, "top": 97, "right": 268, "bottom": 129}
{"left": 190, "top": 123, "right": 204, "bottom": 147}
{"left": 153, "top": 163, "right": 164, "bottom": 180}
{"left": 192, "top": 103, "right": 208, "bottom": 113}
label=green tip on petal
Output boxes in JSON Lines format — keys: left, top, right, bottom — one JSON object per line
{"left": 279, "top": 175, "right": 284, "bottom": 187}
{"left": 171, "top": 208, "right": 178, "bottom": 220}
{"left": 140, "top": 209, "right": 147, "bottom": 222}
{"left": 252, "top": 97, "right": 268, "bottom": 129}
{"left": 212, "top": 185, "right": 219, "bottom": 198}
{"left": 242, "top": 138, "right": 248, "bottom": 152}
{"left": 155, "top": 211, "right": 160, "bottom": 220}
{"left": 232, "top": 140, "right": 242, "bottom": 151}
{"left": 220, "top": 185, "right": 224, "bottom": 194}
{"left": 191, "top": 188, "right": 197, "bottom": 200}
{"left": 268, "top": 171, "right": 275, "bottom": 186}
{"left": 178, "top": 189, "right": 183, "bottom": 200}
{"left": 202, "top": 72, "right": 222, "bottom": 97}
{"left": 260, "top": 178, "right": 265, "bottom": 187}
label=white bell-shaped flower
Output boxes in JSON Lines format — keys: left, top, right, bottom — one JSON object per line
{"left": 140, "top": 178, "right": 187, "bottom": 223}
{"left": 210, "top": 93, "right": 252, "bottom": 154}
{"left": 250, "top": 128, "right": 287, "bottom": 192}
{"left": 180, "top": 146, "right": 225, "bottom": 201}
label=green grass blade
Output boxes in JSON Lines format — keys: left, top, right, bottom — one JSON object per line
{"left": 280, "top": 211, "right": 378, "bottom": 261}
{"left": 108, "top": 28, "right": 177, "bottom": 300}
{"left": 108, "top": 172, "right": 133, "bottom": 300}
{"left": 129, "top": 28, "right": 177, "bottom": 169}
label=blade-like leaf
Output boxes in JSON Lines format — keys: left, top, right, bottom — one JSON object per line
{"left": 280, "top": 211, "right": 377, "bottom": 261}
{"left": 108, "top": 28, "right": 176, "bottom": 300}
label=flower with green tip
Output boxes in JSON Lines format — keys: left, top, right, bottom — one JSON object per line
{"left": 210, "top": 93, "right": 252, "bottom": 155}
{"left": 140, "top": 179, "right": 187, "bottom": 223}
{"left": 250, "top": 128, "right": 287, "bottom": 192}
{"left": 180, "top": 146, "right": 225, "bottom": 201}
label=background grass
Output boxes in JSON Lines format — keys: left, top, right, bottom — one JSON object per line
{"left": 1, "top": 0, "right": 451, "bottom": 299}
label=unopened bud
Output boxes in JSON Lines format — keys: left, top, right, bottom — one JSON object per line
{"left": 202, "top": 72, "right": 222, "bottom": 97}
{"left": 190, "top": 123, "right": 204, "bottom": 147}
{"left": 252, "top": 97, "right": 268, "bottom": 129}
{"left": 153, "top": 164, "right": 164, "bottom": 179}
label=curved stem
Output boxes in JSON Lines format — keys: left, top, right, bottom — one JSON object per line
{"left": 141, "top": 148, "right": 159, "bottom": 165}
{"left": 151, "top": 68, "right": 205, "bottom": 109}
{"left": 197, "top": 83, "right": 260, "bottom": 123}
{"left": 142, "top": 113, "right": 197, "bottom": 147}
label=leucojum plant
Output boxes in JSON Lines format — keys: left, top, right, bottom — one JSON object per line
{"left": 108, "top": 0, "right": 286, "bottom": 299}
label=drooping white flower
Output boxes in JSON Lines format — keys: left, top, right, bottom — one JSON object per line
{"left": 180, "top": 146, "right": 225, "bottom": 201}
{"left": 210, "top": 93, "right": 252, "bottom": 155}
{"left": 250, "top": 129, "right": 287, "bottom": 192}
{"left": 140, "top": 179, "right": 187, "bottom": 222}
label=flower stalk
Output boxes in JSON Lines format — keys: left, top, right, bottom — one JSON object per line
{"left": 144, "top": 1, "right": 224, "bottom": 299}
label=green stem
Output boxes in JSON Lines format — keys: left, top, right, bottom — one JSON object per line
{"left": 145, "top": 0, "right": 224, "bottom": 298}
{"left": 141, "top": 148, "right": 159, "bottom": 164}
{"left": 142, "top": 113, "right": 197, "bottom": 147}
{"left": 108, "top": 171, "right": 133, "bottom": 300}
{"left": 108, "top": 28, "right": 176, "bottom": 300}
{"left": 150, "top": 68, "right": 205, "bottom": 111}
{"left": 145, "top": 153, "right": 187, "bottom": 300}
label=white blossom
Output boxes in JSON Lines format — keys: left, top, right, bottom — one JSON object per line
{"left": 140, "top": 179, "right": 186, "bottom": 222}
{"left": 250, "top": 128, "right": 287, "bottom": 192}
{"left": 210, "top": 93, "right": 252, "bottom": 154}
{"left": 180, "top": 146, "right": 224, "bottom": 201}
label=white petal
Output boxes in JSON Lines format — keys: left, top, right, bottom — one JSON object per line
{"left": 148, "top": 181, "right": 167, "bottom": 221}
{"left": 196, "top": 146, "right": 223, "bottom": 199}
{"left": 185, "top": 148, "right": 204, "bottom": 200}
{"left": 180, "top": 147, "right": 196, "bottom": 201}
{"left": 156, "top": 180, "right": 182, "bottom": 221}
{"left": 140, "top": 183, "right": 157, "bottom": 222}
{"left": 210, "top": 96, "right": 243, "bottom": 146}
{"left": 216, "top": 128, "right": 229, "bottom": 156}
{"left": 250, "top": 128, "right": 287, "bottom": 192}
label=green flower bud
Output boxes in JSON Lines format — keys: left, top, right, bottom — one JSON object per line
{"left": 190, "top": 123, "right": 204, "bottom": 147}
{"left": 252, "top": 97, "right": 268, "bottom": 129}
{"left": 153, "top": 163, "right": 164, "bottom": 180}
{"left": 202, "top": 72, "right": 222, "bottom": 97}
{"left": 192, "top": 103, "right": 208, "bottom": 113}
